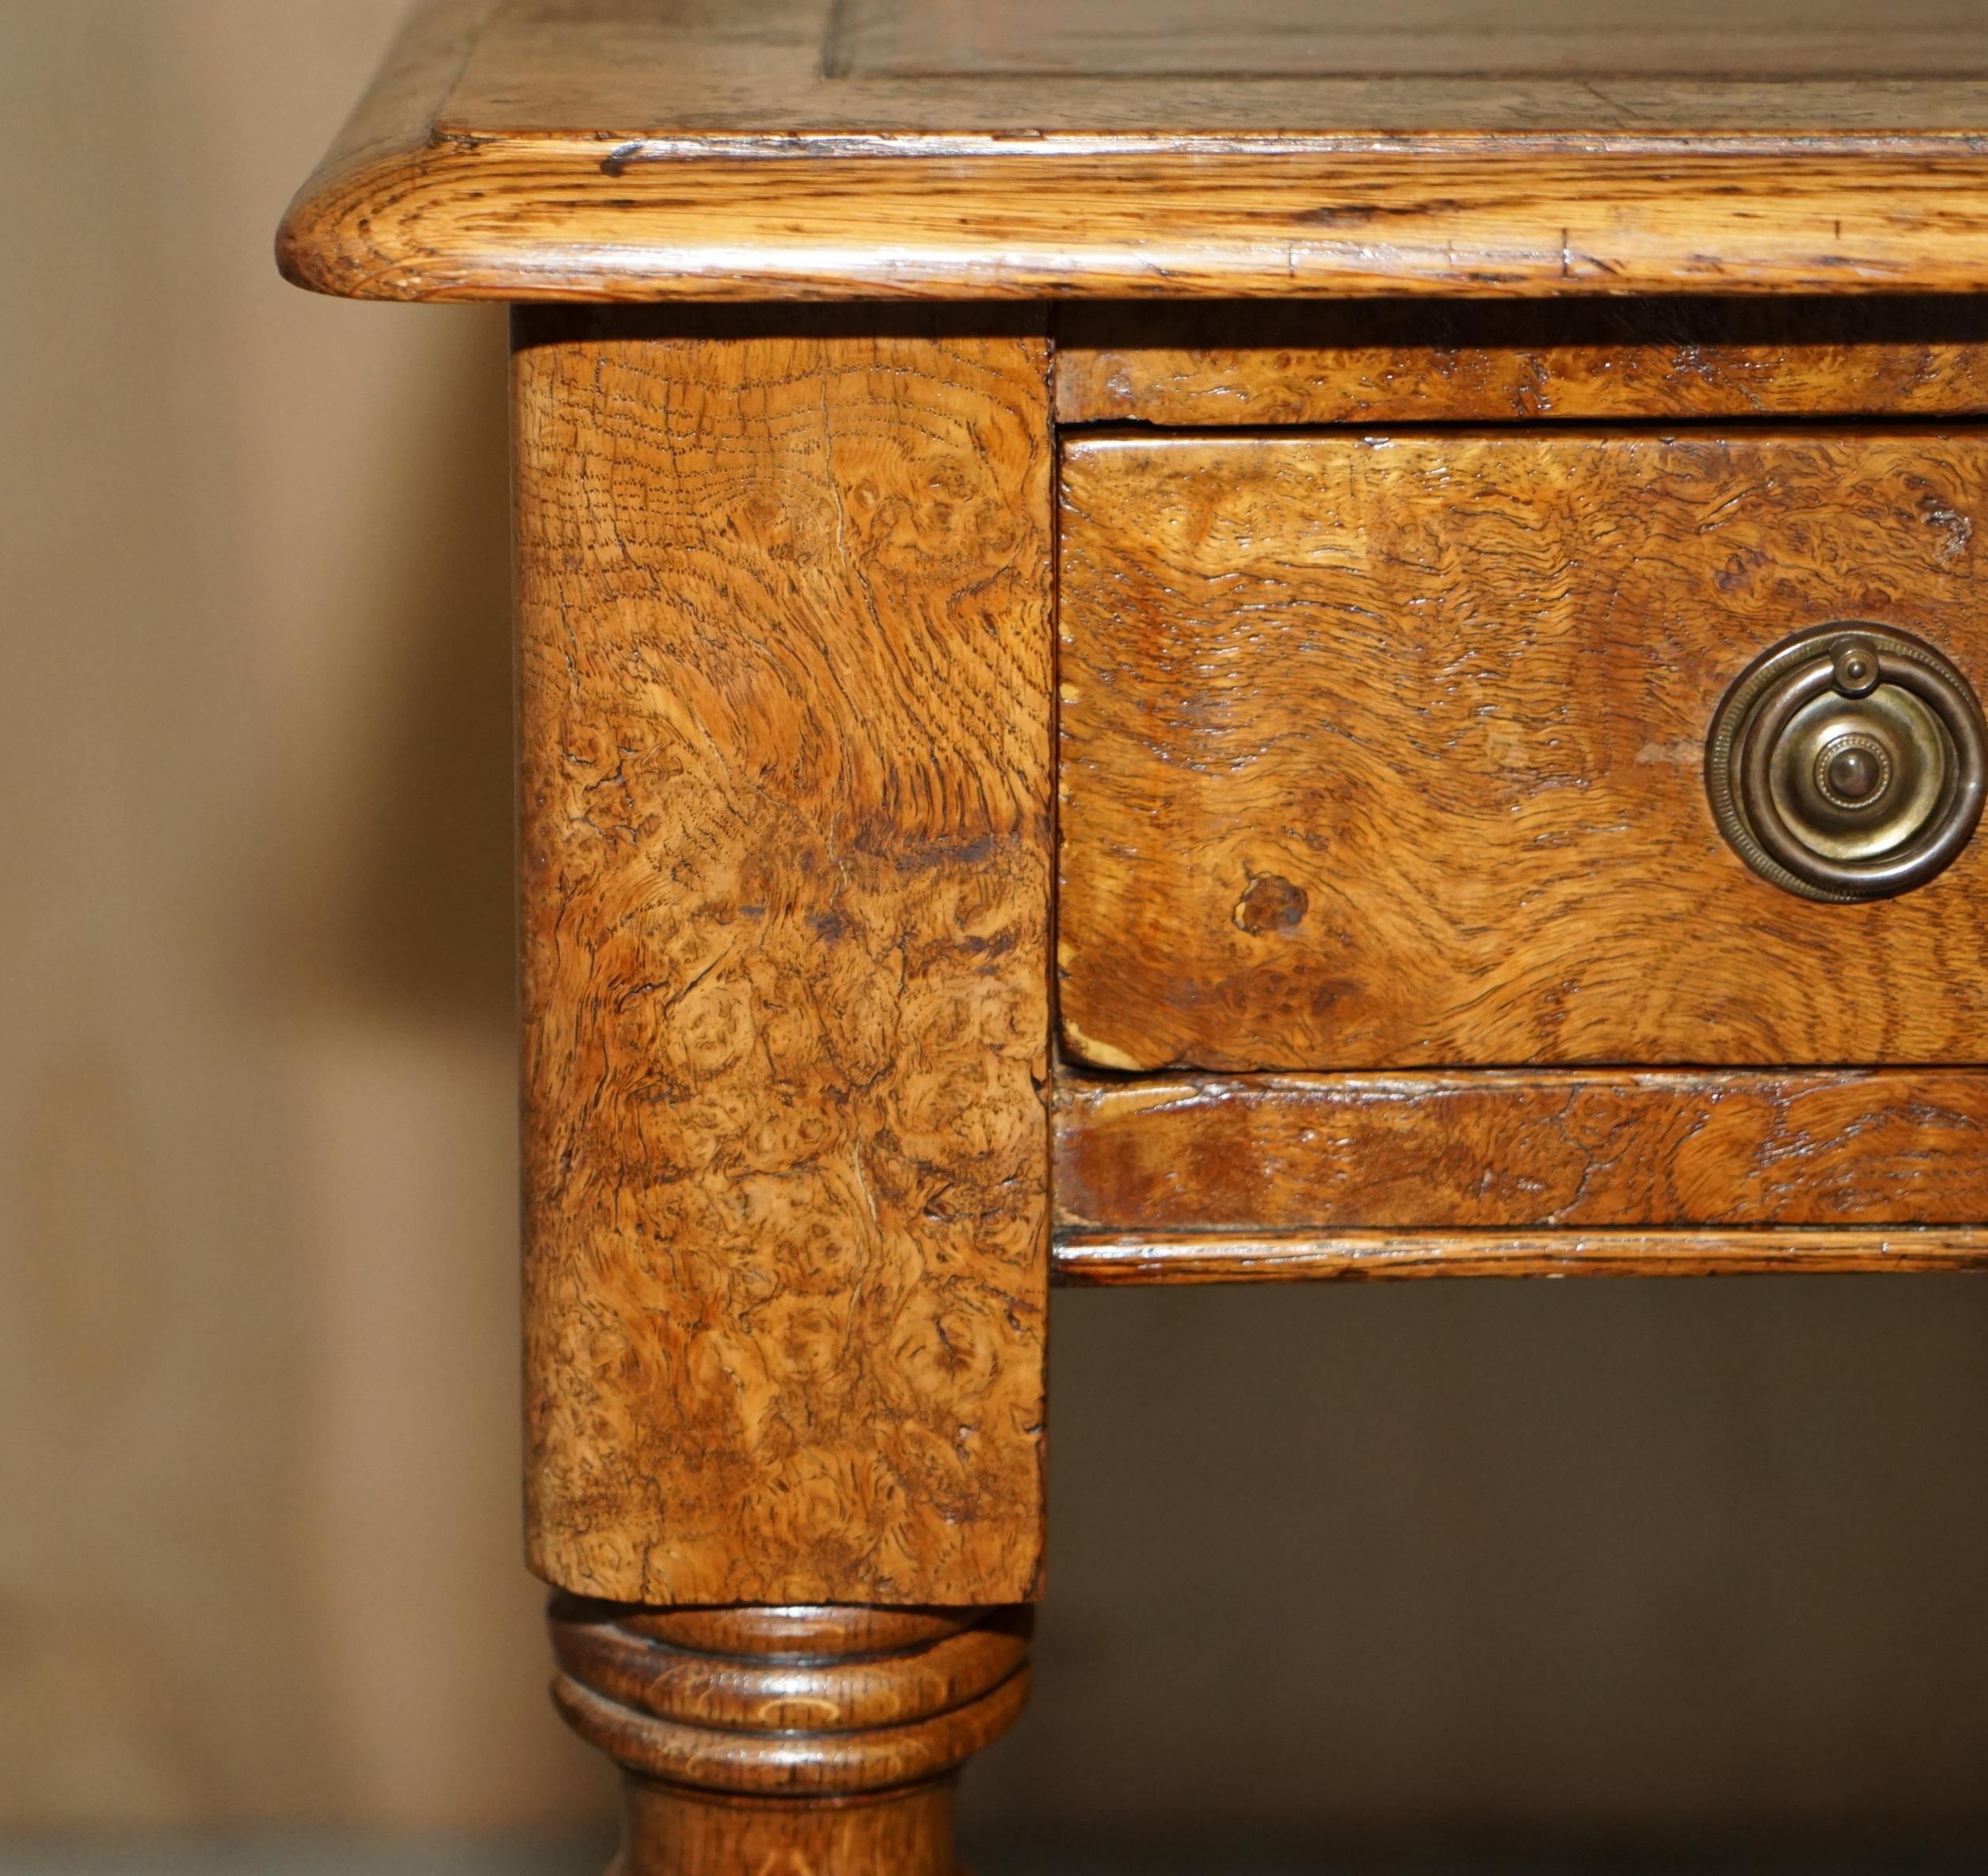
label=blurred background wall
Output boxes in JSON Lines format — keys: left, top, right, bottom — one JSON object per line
{"left": 0, "top": 0, "right": 582, "bottom": 1835}
{"left": 2, "top": 0, "right": 1987, "bottom": 1855}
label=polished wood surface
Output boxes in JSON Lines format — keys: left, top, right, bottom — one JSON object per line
{"left": 1056, "top": 1227, "right": 1988, "bottom": 1284}
{"left": 834, "top": 0, "right": 1987, "bottom": 78}
{"left": 1056, "top": 1072, "right": 1988, "bottom": 1233}
{"left": 516, "top": 312, "right": 1053, "bottom": 1607}
{"left": 279, "top": 9, "right": 1988, "bottom": 1866}
{"left": 1055, "top": 301, "right": 1988, "bottom": 428}
{"left": 440, "top": 0, "right": 1988, "bottom": 126}
{"left": 276, "top": 0, "right": 1988, "bottom": 301}
{"left": 550, "top": 1598, "right": 1028, "bottom": 1874}
{"left": 296, "top": 0, "right": 1988, "bottom": 134}
{"left": 1058, "top": 429, "right": 1988, "bottom": 1073}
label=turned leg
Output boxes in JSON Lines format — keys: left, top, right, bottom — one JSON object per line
{"left": 514, "top": 326, "right": 1053, "bottom": 1870}
{"left": 550, "top": 1597, "right": 1030, "bottom": 1875}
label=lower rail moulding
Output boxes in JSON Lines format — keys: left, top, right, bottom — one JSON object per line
{"left": 1054, "top": 1070, "right": 1988, "bottom": 1230}
{"left": 1052, "top": 1229, "right": 1988, "bottom": 1283}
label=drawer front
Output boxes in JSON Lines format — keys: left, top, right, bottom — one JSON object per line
{"left": 1058, "top": 429, "right": 1988, "bottom": 1070}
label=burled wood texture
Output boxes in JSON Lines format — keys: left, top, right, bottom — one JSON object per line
{"left": 1058, "top": 429, "right": 1988, "bottom": 1073}
{"left": 515, "top": 314, "right": 1053, "bottom": 1607}
{"left": 276, "top": 2, "right": 1988, "bottom": 302}
{"left": 1055, "top": 301, "right": 1988, "bottom": 427}
{"left": 1056, "top": 1072, "right": 1988, "bottom": 1232}
{"left": 1054, "top": 1228, "right": 1988, "bottom": 1284}
{"left": 550, "top": 1599, "right": 1029, "bottom": 1874}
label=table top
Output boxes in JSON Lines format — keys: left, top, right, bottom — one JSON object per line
{"left": 836, "top": 0, "right": 1987, "bottom": 83}
{"left": 279, "top": 0, "right": 1988, "bottom": 303}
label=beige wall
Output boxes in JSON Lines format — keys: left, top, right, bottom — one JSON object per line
{"left": 4, "top": 0, "right": 1987, "bottom": 1846}
{"left": 0, "top": 0, "right": 599, "bottom": 1832}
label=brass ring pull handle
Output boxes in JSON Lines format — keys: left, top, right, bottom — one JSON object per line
{"left": 1706, "top": 623, "right": 1986, "bottom": 902}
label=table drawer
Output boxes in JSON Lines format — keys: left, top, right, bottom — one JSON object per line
{"left": 1057, "top": 428, "right": 1988, "bottom": 1071}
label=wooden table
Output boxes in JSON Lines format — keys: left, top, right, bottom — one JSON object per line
{"left": 282, "top": 3, "right": 1988, "bottom": 1869}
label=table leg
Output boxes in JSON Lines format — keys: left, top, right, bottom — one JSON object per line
{"left": 550, "top": 1597, "right": 1030, "bottom": 1874}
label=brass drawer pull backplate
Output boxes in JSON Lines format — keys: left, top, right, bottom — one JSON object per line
{"left": 1707, "top": 623, "right": 1986, "bottom": 902}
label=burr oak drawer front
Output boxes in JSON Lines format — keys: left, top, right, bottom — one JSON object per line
{"left": 1056, "top": 427, "right": 1988, "bottom": 1073}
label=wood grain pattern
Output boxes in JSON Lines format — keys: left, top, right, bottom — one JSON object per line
{"left": 1054, "top": 1228, "right": 1988, "bottom": 1283}
{"left": 550, "top": 1597, "right": 1028, "bottom": 1873}
{"left": 276, "top": 1, "right": 1988, "bottom": 302}
{"left": 1055, "top": 301, "right": 1988, "bottom": 428}
{"left": 275, "top": 0, "right": 500, "bottom": 289}
{"left": 1058, "top": 429, "right": 1988, "bottom": 1073}
{"left": 278, "top": 139, "right": 1988, "bottom": 303}
{"left": 515, "top": 312, "right": 1053, "bottom": 1607}
{"left": 834, "top": 0, "right": 1988, "bottom": 79}
{"left": 1056, "top": 1071, "right": 1988, "bottom": 1232}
